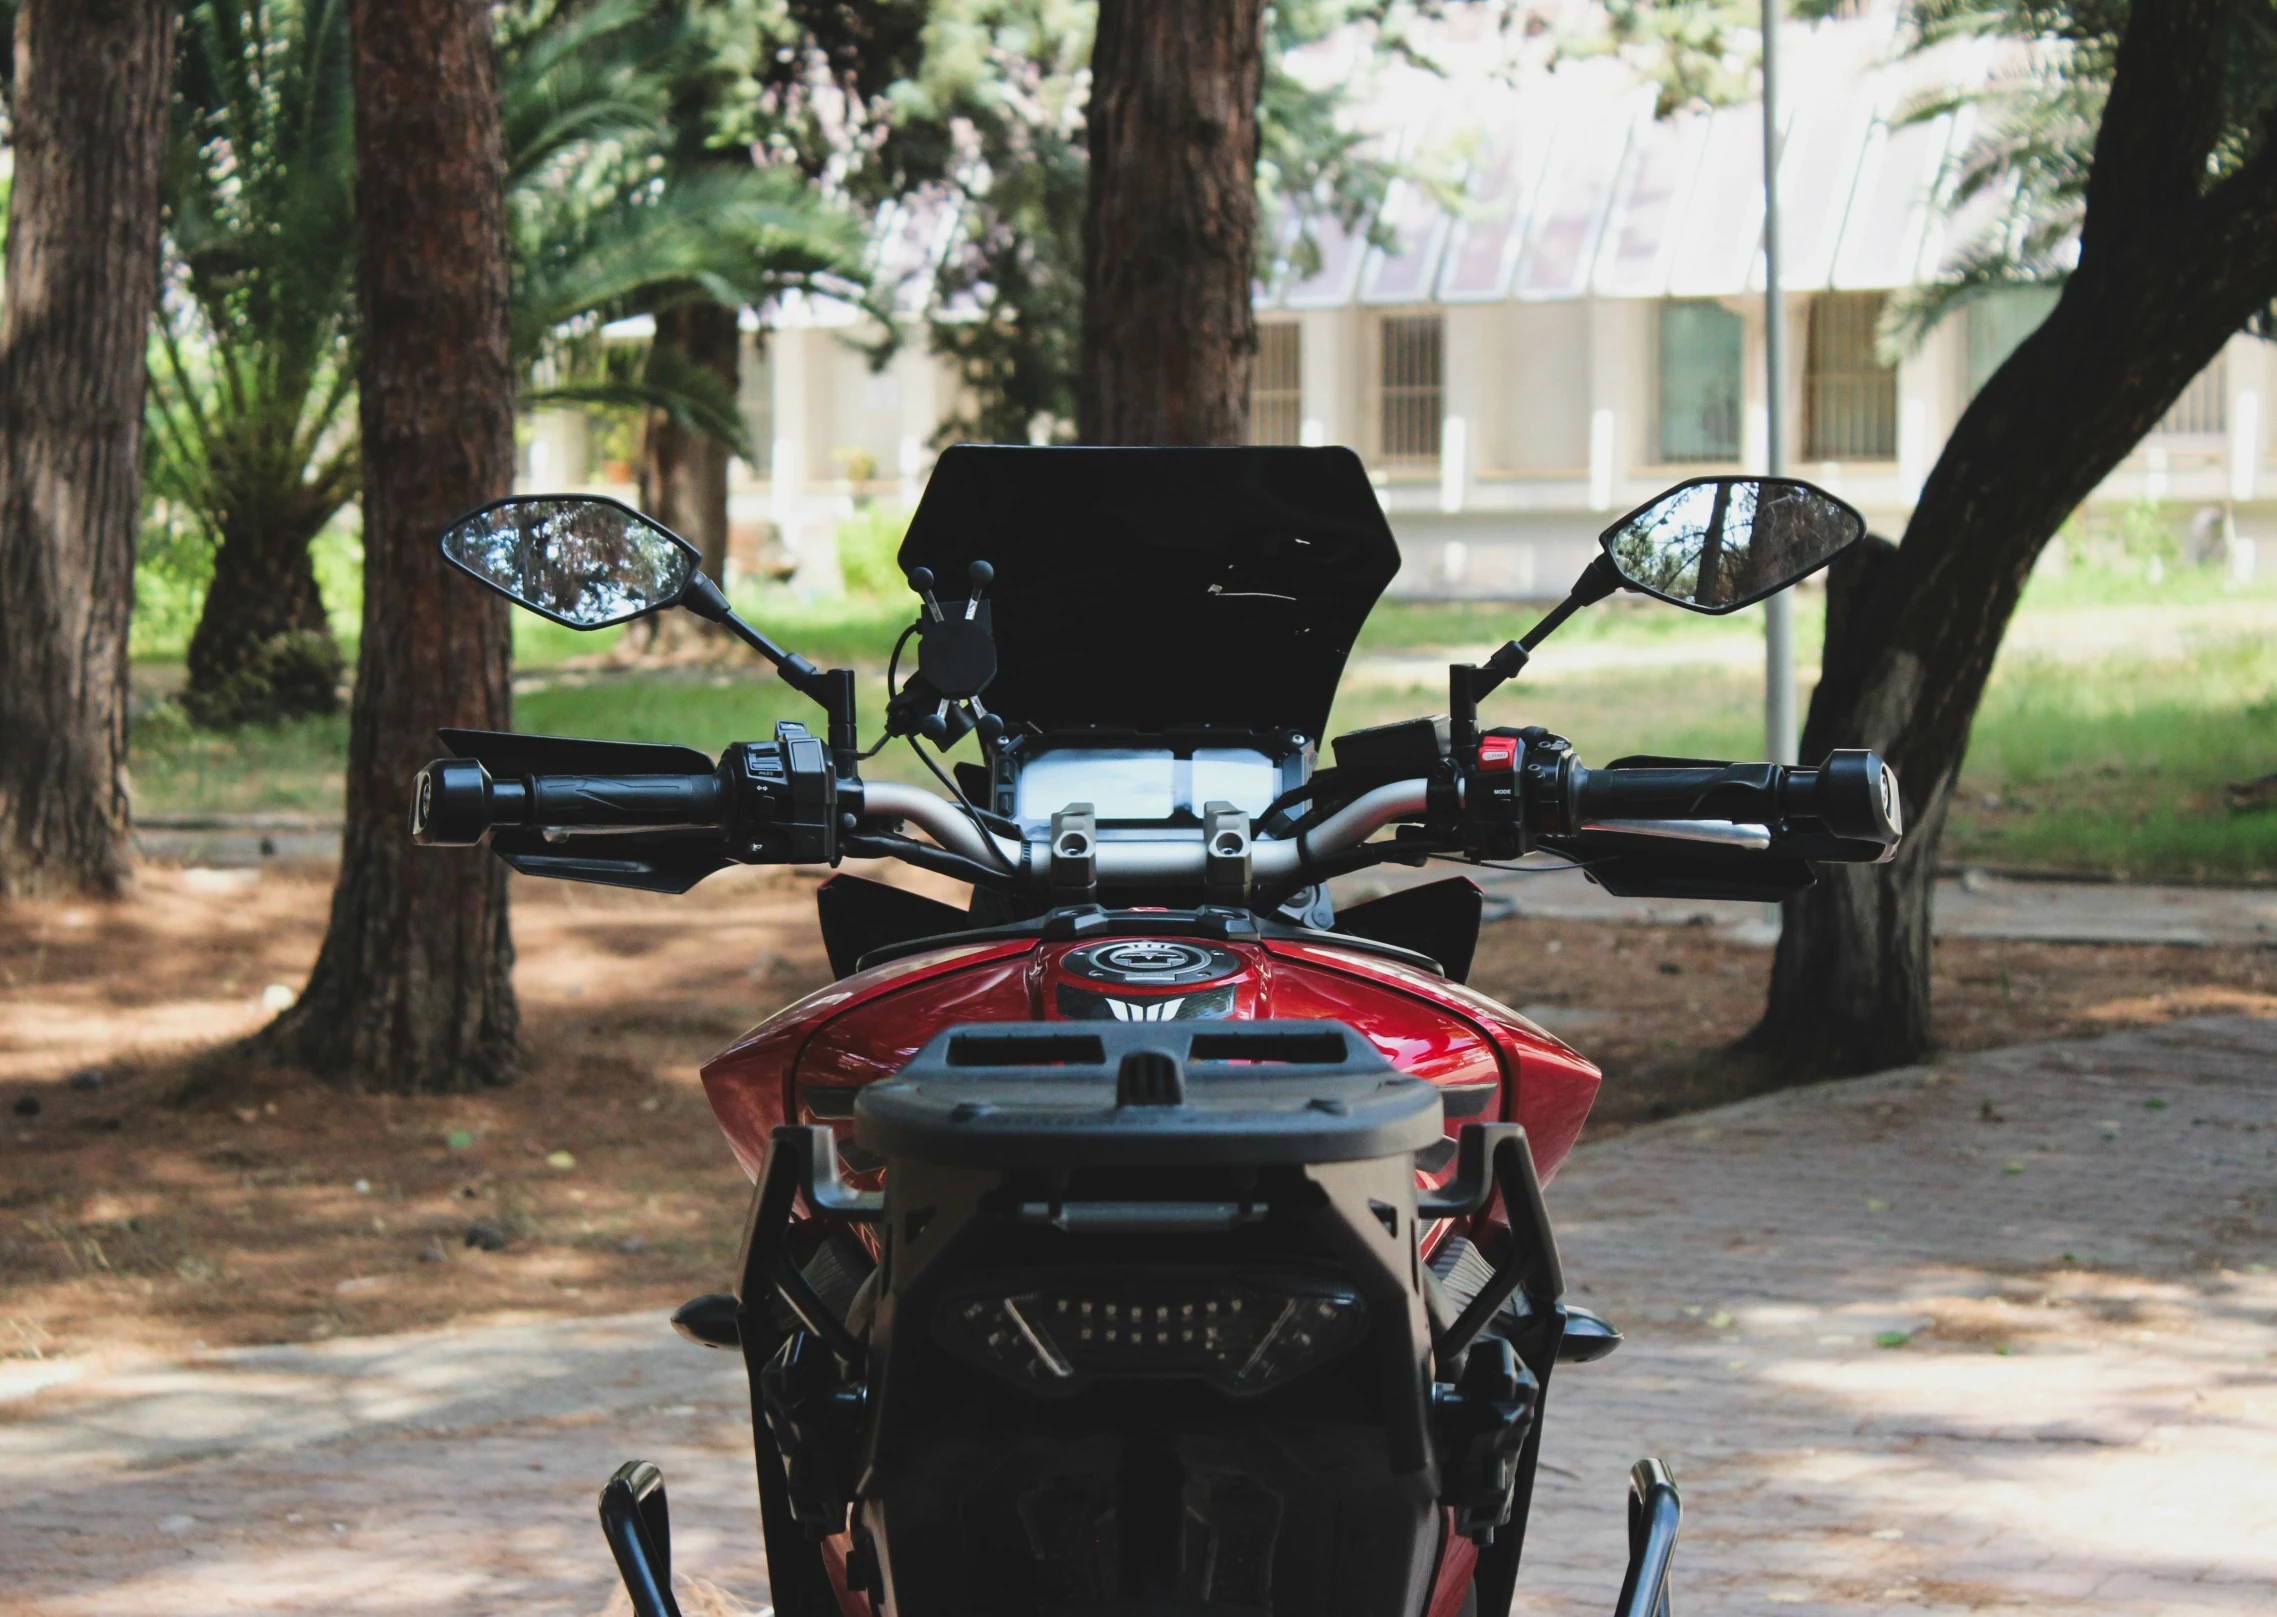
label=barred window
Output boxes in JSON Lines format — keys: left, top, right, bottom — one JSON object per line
{"left": 1251, "top": 324, "right": 1303, "bottom": 445}
{"left": 1658, "top": 300, "right": 1742, "bottom": 463}
{"left": 1804, "top": 292, "right": 1897, "bottom": 461}
{"left": 2155, "top": 357, "right": 2227, "bottom": 436}
{"left": 1378, "top": 314, "right": 1443, "bottom": 463}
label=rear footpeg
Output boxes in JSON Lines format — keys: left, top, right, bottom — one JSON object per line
{"left": 600, "top": 1460, "right": 684, "bottom": 1617}
{"left": 1612, "top": 1458, "right": 1681, "bottom": 1617}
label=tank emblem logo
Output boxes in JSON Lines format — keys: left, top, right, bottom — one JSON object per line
{"left": 1060, "top": 939, "right": 1241, "bottom": 988}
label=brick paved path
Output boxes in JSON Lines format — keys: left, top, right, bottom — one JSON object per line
{"left": 4, "top": 1016, "right": 2272, "bottom": 1615}
{"left": 1522, "top": 1013, "right": 2277, "bottom": 1616}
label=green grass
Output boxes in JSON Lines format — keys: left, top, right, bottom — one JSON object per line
{"left": 1943, "top": 635, "right": 2277, "bottom": 881}
{"left": 1325, "top": 665, "right": 1765, "bottom": 767}
{"left": 127, "top": 702, "right": 350, "bottom": 818}
{"left": 1352, "top": 591, "right": 1824, "bottom": 660}
{"left": 517, "top": 669, "right": 831, "bottom": 754}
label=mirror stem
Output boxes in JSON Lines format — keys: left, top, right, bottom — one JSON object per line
{"left": 1518, "top": 555, "right": 1621, "bottom": 654}
{"left": 680, "top": 573, "right": 808, "bottom": 673}
{"left": 1450, "top": 556, "right": 1626, "bottom": 750}
{"left": 680, "top": 572, "right": 860, "bottom": 769}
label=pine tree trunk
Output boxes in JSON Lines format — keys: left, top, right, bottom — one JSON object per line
{"left": 1750, "top": 0, "right": 2277, "bottom": 1074}
{"left": 639, "top": 300, "right": 738, "bottom": 583}
{"left": 0, "top": 0, "right": 174, "bottom": 898}
{"left": 183, "top": 502, "right": 342, "bottom": 727}
{"left": 256, "top": 0, "right": 518, "bottom": 1093}
{"left": 1076, "top": 0, "right": 1265, "bottom": 446}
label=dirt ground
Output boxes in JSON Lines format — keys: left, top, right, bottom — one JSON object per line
{"left": 1466, "top": 911, "right": 2277, "bottom": 1128}
{"left": 3, "top": 862, "right": 2272, "bottom": 1365}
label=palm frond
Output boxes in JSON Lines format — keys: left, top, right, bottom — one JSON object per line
{"left": 499, "top": 0, "right": 696, "bottom": 186}
{"left": 521, "top": 341, "right": 754, "bottom": 460}
{"left": 512, "top": 164, "right": 863, "bottom": 365}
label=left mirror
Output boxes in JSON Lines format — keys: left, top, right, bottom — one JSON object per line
{"left": 1600, "top": 476, "right": 1864, "bottom": 613}
{"left": 440, "top": 496, "right": 697, "bottom": 628}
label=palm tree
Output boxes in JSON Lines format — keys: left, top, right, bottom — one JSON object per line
{"left": 151, "top": 0, "right": 358, "bottom": 728}
{"left": 150, "top": 0, "right": 862, "bottom": 728}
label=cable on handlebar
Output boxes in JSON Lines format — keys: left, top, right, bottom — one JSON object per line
{"left": 841, "top": 830, "right": 1017, "bottom": 889}
{"left": 906, "top": 736, "right": 1018, "bottom": 872}
{"left": 856, "top": 623, "right": 923, "bottom": 762}
{"left": 1426, "top": 850, "right": 1592, "bottom": 877}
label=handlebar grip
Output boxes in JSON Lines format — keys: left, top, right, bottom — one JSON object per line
{"left": 1570, "top": 749, "right": 1900, "bottom": 844}
{"left": 523, "top": 771, "right": 725, "bottom": 828}
{"left": 410, "top": 757, "right": 725, "bottom": 847}
{"left": 1572, "top": 763, "right": 1750, "bottom": 825}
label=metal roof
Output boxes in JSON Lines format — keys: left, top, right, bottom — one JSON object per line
{"left": 1251, "top": 4, "right": 1990, "bottom": 308}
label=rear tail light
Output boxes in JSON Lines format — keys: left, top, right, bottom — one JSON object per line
{"left": 935, "top": 1272, "right": 1369, "bottom": 1397}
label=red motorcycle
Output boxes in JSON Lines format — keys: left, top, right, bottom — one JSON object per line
{"left": 412, "top": 446, "right": 1901, "bottom": 1617}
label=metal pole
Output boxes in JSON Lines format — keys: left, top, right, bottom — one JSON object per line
{"left": 1761, "top": 0, "right": 1797, "bottom": 769}
{"left": 1760, "top": 0, "right": 1795, "bottom": 940}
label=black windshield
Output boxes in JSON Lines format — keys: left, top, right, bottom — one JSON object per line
{"left": 897, "top": 445, "right": 1401, "bottom": 740}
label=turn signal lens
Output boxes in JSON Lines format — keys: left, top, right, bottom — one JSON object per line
{"left": 934, "top": 1273, "right": 1369, "bottom": 1397}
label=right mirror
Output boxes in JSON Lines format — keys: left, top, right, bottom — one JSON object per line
{"left": 440, "top": 495, "right": 698, "bottom": 628}
{"left": 1600, "top": 476, "right": 1866, "bottom": 613}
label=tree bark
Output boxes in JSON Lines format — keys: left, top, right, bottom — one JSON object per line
{"left": 0, "top": 0, "right": 173, "bottom": 897}
{"left": 256, "top": 0, "right": 519, "bottom": 1092}
{"left": 183, "top": 501, "right": 342, "bottom": 727}
{"left": 1076, "top": 0, "right": 1265, "bottom": 446}
{"left": 639, "top": 299, "right": 739, "bottom": 584}
{"left": 1750, "top": 0, "right": 2274, "bottom": 1075}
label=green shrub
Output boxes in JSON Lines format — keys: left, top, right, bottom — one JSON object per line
{"left": 179, "top": 629, "right": 345, "bottom": 730}
{"left": 836, "top": 504, "right": 914, "bottom": 598}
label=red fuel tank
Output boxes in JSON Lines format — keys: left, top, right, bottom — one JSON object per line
{"left": 702, "top": 929, "right": 1600, "bottom": 1187}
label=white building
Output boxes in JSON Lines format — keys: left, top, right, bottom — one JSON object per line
{"left": 520, "top": 5, "right": 2268, "bottom": 596}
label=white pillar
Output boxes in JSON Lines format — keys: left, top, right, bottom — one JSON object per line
{"left": 1439, "top": 416, "right": 1468, "bottom": 514}
{"left": 519, "top": 410, "right": 588, "bottom": 493}
{"left": 767, "top": 317, "right": 842, "bottom": 593}
{"left": 896, "top": 340, "right": 934, "bottom": 504}
{"left": 1588, "top": 408, "right": 1615, "bottom": 511}
{"left": 770, "top": 317, "right": 805, "bottom": 527}
{"left": 1439, "top": 306, "right": 1482, "bottom": 514}
{"left": 1585, "top": 298, "right": 1629, "bottom": 512}
{"left": 1299, "top": 309, "right": 1341, "bottom": 449}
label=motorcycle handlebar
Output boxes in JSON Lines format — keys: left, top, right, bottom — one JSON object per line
{"left": 410, "top": 757, "right": 724, "bottom": 847}
{"left": 408, "top": 742, "right": 1901, "bottom": 879}
{"left": 1570, "top": 749, "right": 1900, "bottom": 844}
